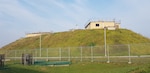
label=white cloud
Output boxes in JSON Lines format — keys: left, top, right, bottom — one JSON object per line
{"left": 0, "top": 0, "right": 47, "bottom": 25}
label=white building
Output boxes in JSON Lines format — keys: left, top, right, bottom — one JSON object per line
{"left": 85, "top": 20, "right": 120, "bottom": 30}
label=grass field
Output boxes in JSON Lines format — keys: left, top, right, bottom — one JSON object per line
{"left": 1, "top": 29, "right": 150, "bottom": 73}
{"left": 0, "top": 62, "right": 150, "bottom": 73}
{"left": 2, "top": 29, "right": 150, "bottom": 50}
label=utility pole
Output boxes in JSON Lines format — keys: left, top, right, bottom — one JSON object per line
{"left": 104, "top": 27, "right": 107, "bottom": 56}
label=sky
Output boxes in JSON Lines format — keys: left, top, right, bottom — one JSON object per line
{"left": 0, "top": 0, "right": 150, "bottom": 48}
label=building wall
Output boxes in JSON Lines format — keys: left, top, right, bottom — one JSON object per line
{"left": 25, "top": 32, "right": 51, "bottom": 37}
{"left": 85, "top": 21, "right": 120, "bottom": 29}
{"left": 26, "top": 33, "right": 41, "bottom": 37}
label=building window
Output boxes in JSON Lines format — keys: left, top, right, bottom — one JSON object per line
{"left": 96, "top": 24, "right": 99, "bottom": 27}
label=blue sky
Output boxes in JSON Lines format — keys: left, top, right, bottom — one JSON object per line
{"left": 0, "top": 0, "right": 150, "bottom": 48}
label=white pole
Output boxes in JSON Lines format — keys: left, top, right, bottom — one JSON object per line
{"left": 104, "top": 27, "right": 107, "bottom": 56}
{"left": 107, "top": 45, "right": 110, "bottom": 63}
{"left": 128, "top": 44, "right": 132, "bottom": 64}
{"left": 39, "top": 34, "right": 41, "bottom": 57}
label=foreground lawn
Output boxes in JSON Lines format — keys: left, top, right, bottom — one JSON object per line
{"left": 0, "top": 62, "right": 150, "bottom": 73}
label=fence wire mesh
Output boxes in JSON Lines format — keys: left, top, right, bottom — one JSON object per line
{"left": 1, "top": 43, "right": 150, "bottom": 63}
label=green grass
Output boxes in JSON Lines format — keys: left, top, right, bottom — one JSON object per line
{"left": 1, "top": 62, "right": 150, "bottom": 73}
{"left": 1, "top": 29, "right": 150, "bottom": 58}
{"left": 1, "top": 29, "right": 150, "bottom": 50}
{"left": 1, "top": 29, "right": 150, "bottom": 73}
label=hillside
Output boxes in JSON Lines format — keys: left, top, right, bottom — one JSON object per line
{"left": 1, "top": 29, "right": 150, "bottom": 50}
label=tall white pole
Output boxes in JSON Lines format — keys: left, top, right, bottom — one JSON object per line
{"left": 40, "top": 34, "right": 41, "bottom": 57}
{"left": 104, "top": 27, "right": 107, "bottom": 56}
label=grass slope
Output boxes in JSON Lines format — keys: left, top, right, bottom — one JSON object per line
{"left": 1, "top": 29, "right": 150, "bottom": 50}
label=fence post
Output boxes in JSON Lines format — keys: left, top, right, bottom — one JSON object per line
{"left": 5, "top": 50, "right": 7, "bottom": 58}
{"left": 47, "top": 48, "right": 48, "bottom": 61}
{"left": 91, "top": 46, "right": 93, "bottom": 62}
{"left": 107, "top": 45, "right": 110, "bottom": 63}
{"left": 59, "top": 48, "right": 62, "bottom": 61}
{"left": 80, "top": 47, "right": 83, "bottom": 62}
{"left": 39, "top": 34, "right": 41, "bottom": 57}
{"left": 68, "top": 47, "right": 71, "bottom": 61}
{"left": 34, "top": 50, "right": 36, "bottom": 57}
{"left": 128, "top": 44, "right": 132, "bottom": 64}
{"left": 15, "top": 50, "right": 17, "bottom": 61}
{"left": 35, "top": 49, "right": 37, "bottom": 61}
{"left": 24, "top": 50, "right": 26, "bottom": 54}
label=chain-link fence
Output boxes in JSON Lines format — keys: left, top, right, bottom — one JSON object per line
{"left": 1, "top": 43, "right": 150, "bottom": 63}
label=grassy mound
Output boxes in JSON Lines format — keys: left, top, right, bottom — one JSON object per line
{"left": 1, "top": 29, "right": 150, "bottom": 50}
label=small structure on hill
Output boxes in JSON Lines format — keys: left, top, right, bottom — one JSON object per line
{"left": 85, "top": 20, "right": 120, "bottom": 30}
